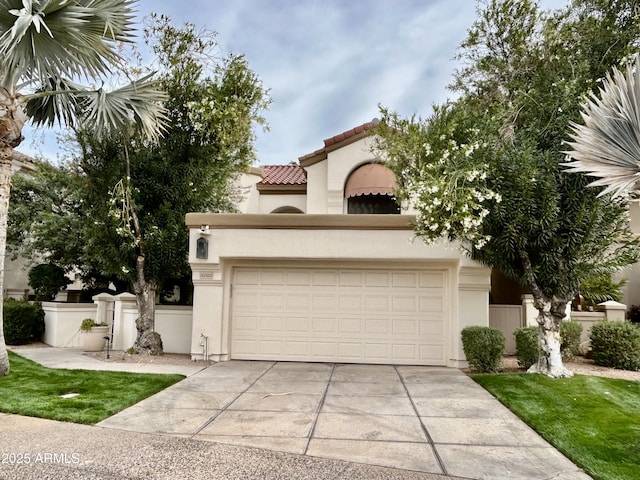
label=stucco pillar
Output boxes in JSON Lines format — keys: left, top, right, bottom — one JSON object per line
{"left": 522, "top": 294, "right": 538, "bottom": 327}
{"left": 92, "top": 292, "right": 115, "bottom": 326}
{"left": 191, "top": 264, "right": 226, "bottom": 361}
{"left": 600, "top": 300, "right": 627, "bottom": 321}
{"left": 453, "top": 266, "right": 491, "bottom": 367}
{"left": 112, "top": 292, "right": 137, "bottom": 350}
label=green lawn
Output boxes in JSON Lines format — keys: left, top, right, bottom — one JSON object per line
{"left": 0, "top": 351, "right": 184, "bottom": 424}
{"left": 472, "top": 373, "right": 640, "bottom": 480}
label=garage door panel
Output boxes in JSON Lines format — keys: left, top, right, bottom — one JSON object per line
{"left": 234, "top": 315, "right": 258, "bottom": 331}
{"left": 419, "top": 296, "right": 444, "bottom": 312}
{"left": 284, "top": 340, "right": 309, "bottom": 356}
{"left": 420, "top": 273, "right": 446, "bottom": 288}
{"left": 391, "top": 296, "right": 417, "bottom": 312}
{"left": 310, "top": 317, "right": 336, "bottom": 333}
{"left": 311, "top": 294, "right": 338, "bottom": 311}
{"left": 231, "top": 266, "right": 448, "bottom": 365}
{"left": 286, "top": 271, "right": 311, "bottom": 285}
{"left": 312, "top": 271, "right": 338, "bottom": 286}
{"left": 391, "top": 344, "right": 417, "bottom": 360}
{"left": 366, "top": 318, "right": 389, "bottom": 334}
{"left": 286, "top": 294, "right": 311, "bottom": 309}
{"left": 420, "top": 319, "right": 445, "bottom": 335}
{"left": 392, "top": 272, "right": 418, "bottom": 287}
{"left": 338, "top": 342, "right": 362, "bottom": 357}
{"left": 391, "top": 319, "right": 417, "bottom": 335}
{"left": 339, "top": 294, "right": 362, "bottom": 310}
{"left": 365, "top": 295, "right": 388, "bottom": 312}
{"left": 339, "top": 317, "right": 362, "bottom": 333}
{"left": 260, "top": 271, "right": 285, "bottom": 285}
{"left": 365, "top": 272, "right": 390, "bottom": 287}
{"left": 312, "top": 342, "right": 338, "bottom": 357}
{"left": 339, "top": 271, "right": 364, "bottom": 286}
{"left": 285, "top": 316, "right": 310, "bottom": 332}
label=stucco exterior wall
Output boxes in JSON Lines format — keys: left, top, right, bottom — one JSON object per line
{"left": 304, "top": 161, "right": 328, "bottom": 213}
{"left": 255, "top": 193, "right": 307, "bottom": 214}
{"left": 186, "top": 213, "right": 490, "bottom": 367}
{"left": 620, "top": 202, "right": 640, "bottom": 307}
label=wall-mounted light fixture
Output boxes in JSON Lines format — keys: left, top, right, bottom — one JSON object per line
{"left": 196, "top": 237, "right": 209, "bottom": 259}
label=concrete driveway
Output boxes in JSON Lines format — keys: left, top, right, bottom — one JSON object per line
{"left": 98, "top": 361, "right": 591, "bottom": 480}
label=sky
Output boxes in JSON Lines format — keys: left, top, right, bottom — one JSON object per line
{"left": 20, "top": 0, "right": 568, "bottom": 166}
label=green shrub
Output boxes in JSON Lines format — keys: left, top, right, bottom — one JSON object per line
{"left": 3, "top": 299, "right": 45, "bottom": 345}
{"left": 560, "top": 321, "right": 583, "bottom": 360}
{"left": 590, "top": 321, "right": 640, "bottom": 371}
{"left": 461, "top": 326, "right": 505, "bottom": 373}
{"left": 514, "top": 326, "right": 538, "bottom": 369}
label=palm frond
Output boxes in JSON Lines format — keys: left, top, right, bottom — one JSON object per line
{"left": 564, "top": 56, "right": 640, "bottom": 198}
{"left": 0, "top": 0, "right": 137, "bottom": 87}
{"left": 23, "top": 74, "right": 168, "bottom": 141}
{"left": 77, "top": 74, "right": 168, "bottom": 142}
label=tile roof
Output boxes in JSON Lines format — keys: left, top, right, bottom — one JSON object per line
{"left": 259, "top": 164, "right": 307, "bottom": 186}
{"left": 323, "top": 119, "right": 379, "bottom": 148}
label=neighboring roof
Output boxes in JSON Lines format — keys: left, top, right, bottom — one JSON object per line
{"left": 12, "top": 150, "right": 37, "bottom": 173}
{"left": 299, "top": 119, "right": 379, "bottom": 167}
{"left": 257, "top": 164, "right": 307, "bottom": 193}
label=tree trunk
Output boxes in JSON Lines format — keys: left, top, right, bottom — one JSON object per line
{"left": 0, "top": 147, "right": 11, "bottom": 375}
{"left": 132, "top": 255, "right": 163, "bottom": 355}
{"left": 527, "top": 297, "right": 573, "bottom": 378}
{"left": 0, "top": 88, "right": 28, "bottom": 375}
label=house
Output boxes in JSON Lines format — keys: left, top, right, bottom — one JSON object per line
{"left": 186, "top": 121, "right": 491, "bottom": 367}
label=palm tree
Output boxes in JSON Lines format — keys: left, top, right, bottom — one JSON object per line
{"left": 0, "top": 0, "right": 167, "bottom": 376}
{"left": 564, "top": 55, "right": 640, "bottom": 198}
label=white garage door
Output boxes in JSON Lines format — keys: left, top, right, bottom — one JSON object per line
{"left": 230, "top": 266, "right": 449, "bottom": 365}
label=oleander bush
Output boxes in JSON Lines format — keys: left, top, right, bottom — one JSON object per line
{"left": 461, "top": 326, "right": 505, "bottom": 373}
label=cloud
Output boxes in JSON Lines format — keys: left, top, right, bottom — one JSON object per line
{"left": 18, "top": 0, "right": 570, "bottom": 166}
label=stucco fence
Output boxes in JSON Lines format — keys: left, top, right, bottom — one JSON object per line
{"left": 42, "top": 293, "right": 192, "bottom": 354}
{"left": 490, "top": 294, "right": 627, "bottom": 355}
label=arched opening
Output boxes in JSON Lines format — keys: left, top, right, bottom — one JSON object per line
{"left": 344, "top": 163, "right": 400, "bottom": 214}
{"left": 270, "top": 206, "right": 304, "bottom": 214}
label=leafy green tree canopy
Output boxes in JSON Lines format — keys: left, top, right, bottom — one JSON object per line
{"left": 374, "top": 0, "right": 640, "bottom": 377}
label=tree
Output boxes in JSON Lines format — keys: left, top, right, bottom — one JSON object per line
{"left": 28, "top": 263, "right": 71, "bottom": 301}
{"left": 8, "top": 15, "right": 270, "bottom": 355}
{"left": 374, "top": 0, "right": 640, "bottom": 377}
{"left": 0, "top": 1, "right": 167, "bottom": 376}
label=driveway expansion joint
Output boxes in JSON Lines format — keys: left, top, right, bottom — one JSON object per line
{"left": 395, "top": 365, "right": 448, "bottom": 476}
{"left": 303, "top": 363, "right": 335, "bottom": 455}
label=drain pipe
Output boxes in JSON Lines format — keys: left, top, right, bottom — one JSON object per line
{"left": 200, "top": 333, "right": 209, "bottom": 361}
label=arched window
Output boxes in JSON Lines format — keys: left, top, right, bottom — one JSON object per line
{"left": 344, "top": 163, "right": 400, "bottom": 214}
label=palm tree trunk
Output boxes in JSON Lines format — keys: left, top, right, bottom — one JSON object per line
{"left": 0, "top": 147, "right": 13, "bottom": 375}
